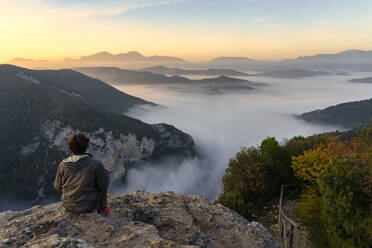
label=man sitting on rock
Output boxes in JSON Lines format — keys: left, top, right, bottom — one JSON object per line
{"left": 54, "top": 133, "right": 110, "bottom": 216}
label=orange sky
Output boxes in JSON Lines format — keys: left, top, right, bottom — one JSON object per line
{"left": 1, "top": 0, "right": 372, "bottom": 62}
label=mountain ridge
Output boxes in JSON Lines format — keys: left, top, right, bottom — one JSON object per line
{"left": 0, "top": 64, "right": 153, "bottom": 113}
{"left": 75, "top": 66, "right": 258, "bottom": 93}
{"left": 10, "top": 51, "right": 187, "bottom": 64}
{"left": 140, "top": 65, "right": 252, "bottom": 76}
{"left": 350, "top": 76, "right": 372, "bottom": 84}
{"left": 76, "top": 66, "right": 255, "bottom": 85}
{"left": 209, "top": 49, "right": 372, "bottom": 63}
{"left": 256, "top": 69, "right": 334, "bottom": 78}
{"left": 298, "top": 98, "right": 372, "bottom": 129}
{"left": 205, "top": 49, "right": 372, "bottom": 71}
{"left": 8, "top": 48, "right": 372, "bottom": 66}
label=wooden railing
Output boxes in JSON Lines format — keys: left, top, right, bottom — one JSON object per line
{"left": 278, "top": 185, "right": 301, "bottom": 248}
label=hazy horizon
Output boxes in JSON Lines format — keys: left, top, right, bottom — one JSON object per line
{"left": 1, "top": 0, "right": 372, "bottom": 62}
{"left": 3, "top": 48, "right": 372, "bottom": 64}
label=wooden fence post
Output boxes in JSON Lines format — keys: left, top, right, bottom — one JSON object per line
{"left": 278, "top": 185, "right": 284, "bottom": 239}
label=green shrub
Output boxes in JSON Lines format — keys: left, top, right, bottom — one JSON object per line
{"left": 318, "top": 158, "right": 371, "bottom": 248}
{"left": 260, "top": 137, "right": 293, "bottom": 189}
{"left": 216, "top": 137, "right": 293, "bottom": 219}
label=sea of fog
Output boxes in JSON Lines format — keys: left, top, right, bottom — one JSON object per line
{"left": 111, "top": 72, "right": 372, "bottom": 200}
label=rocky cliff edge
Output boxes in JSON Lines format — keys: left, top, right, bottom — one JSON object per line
{"left": 0, "top": 191, "right": 279, "bottom": 248}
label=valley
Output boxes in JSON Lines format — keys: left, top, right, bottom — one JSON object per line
{"left": 110, "top": 71, "right": 372, "bottom": 198}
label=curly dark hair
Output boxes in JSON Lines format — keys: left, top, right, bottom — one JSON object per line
{"left": 68, "top": 133, "right": 90, "bottom": 155}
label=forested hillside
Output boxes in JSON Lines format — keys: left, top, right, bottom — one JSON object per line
{"left": 350, "top": 76, "right": 372, "bottom": 84}
{"left": 299, "top": 98, "right": 372, "bottom": 129}
{"left": 216, "top": 122, "right": 372, "bottom": 247}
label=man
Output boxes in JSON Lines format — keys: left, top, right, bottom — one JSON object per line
{"left": 54, "top": 133, "right": 109, "bottom": 215}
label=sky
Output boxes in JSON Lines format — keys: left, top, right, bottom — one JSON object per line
{"left": 0, "top": 0, "right": 372, "bottom": 62}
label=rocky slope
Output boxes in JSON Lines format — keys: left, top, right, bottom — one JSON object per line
{"left": 0, "top": 64, "right": 195, "bottom": 202}
{"left": 0, "top": 191, "right": 279, "bottom": 248}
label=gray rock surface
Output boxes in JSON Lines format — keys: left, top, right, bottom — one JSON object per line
{"left": 0, "top": 191, "right": 279, "bottom": 248}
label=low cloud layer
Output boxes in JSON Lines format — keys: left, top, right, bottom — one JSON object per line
{"left": 110, "top": 73, "right": 372, "bottom": 199}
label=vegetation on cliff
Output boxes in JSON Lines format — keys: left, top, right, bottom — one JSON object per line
{"left": 215, "top": 138, "right": 294, "bottom": 218}
{"left": 217, "top": 123, "right": 372, "bottom": 247}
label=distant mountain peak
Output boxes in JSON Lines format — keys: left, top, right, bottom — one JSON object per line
{"left": 80, "top": 51, "right": 114, "bottom": 60}
{"left": 339, "top": 49, "right": 364, "bottom": 54}
{"left": 295, "top": 49, "right": 372, "bottom": 60}
{"left": 117, "top": 51, "right": 146, "bottom": 60}
{"left": 216, "top": 75, "right": 231, "bottom": 80}
{"left": 146, "top": 65, "right": 169, "bottom": 69}
{"left": 95, "top": 51, "right": 112, "bottom": 56}
{"left": 140, "top": 65, "right": 251, "bottom": 76}
{"left": 76, "top": 51, "right": 187, "bottom": 62}
{"left": 125, "top": 51, "right": 143, "bottom": 56}
{"left": 9, "top": 57, "right": 36, "bottom": 62}
{"left": 211, "top": 56, "right": 255, "bottom": 62}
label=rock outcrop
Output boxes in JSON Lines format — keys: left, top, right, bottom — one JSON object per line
{"left": 0, "top": 191, "right": 279, "bottom": 248}
{"left": 38, "top": 120, "right": 194, "bottom": 183}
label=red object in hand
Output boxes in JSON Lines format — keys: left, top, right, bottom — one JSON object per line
{"left": 102, "top": 207, "right": 110, "bottom": 214}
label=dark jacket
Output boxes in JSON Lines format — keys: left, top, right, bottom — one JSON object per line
{"left": 53, "top": 154, "right": 109, "bottom": 213}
